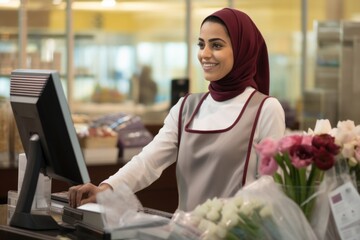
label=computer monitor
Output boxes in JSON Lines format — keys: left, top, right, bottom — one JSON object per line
{"left": 9, "top": 69, "right": 90, "bottom": 230}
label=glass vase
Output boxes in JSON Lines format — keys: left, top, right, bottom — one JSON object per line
{"left": 279, "top": 184, "right": 320, "bottom": 221}
{"left": 349, "top": 164, "right": 360, "bottom": 194}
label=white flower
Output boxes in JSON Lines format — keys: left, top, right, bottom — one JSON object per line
{"left": 239, "top": 202, "right": 254, "bottom": 216}
{"left": 354, "top": 125, "right": 360, "bottom": 136}
{"left": 342, "top": 142, "right": 356, "bottom": 159}
{"left": 198, "top": 219, "right": 213, "bottom": 232}
{"left": 232, "top": 196, "right": 244, "bottom": 207}
{"left": 206, "top": 209, "right": 220, "bottom": 222}
{"left": 215, "top": 225, "right": 227, "bottom": 239}
{"left": 348, "top": 157, "right": 358, "bottom": 167}
{"left": 198, "top": 219, "right": 219, "bottom": 240}
{"left": 312, "top": 119, "right": 332, "bottom": 134}
{"left": 259, "top": 205, "right": 273, "bottom": 218}
{"left": 221, "top": 200, "right": 238, "bottom": 217}
{"left": 209, "top": 197, "right": 224, "bottom": 212}
{"left": 220, "top": 209, "right": 240, "bottom": 228}
{"left": 335, "top": 120, "right": 357, "bottom": 146}
{"left": 337, "top": 120, "right": 356, "bottom": 131}
{"left": 193, "top": 204, "right": 209, "bottom": 218}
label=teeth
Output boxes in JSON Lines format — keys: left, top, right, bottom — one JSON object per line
{"left": 203, "top": 63, "right": 216, "bottom": 67}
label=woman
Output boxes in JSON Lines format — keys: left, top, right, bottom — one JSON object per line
{"left": 69, "top": 8, "right": 285, "bottom": 212}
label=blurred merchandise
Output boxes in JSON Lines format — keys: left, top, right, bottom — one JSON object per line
{"left": 91, "top": 83, "right": 124, "bottom": 103}
{"left": 91, "top": 113, "right": 153, "bottom": 162}
{"left": 0, "top": 53, "right": 17, "bottom": 75}
{"left": 76, "top": 122, "right": 119, "bottom": 165}
{"left": 74, "top": 112, "right": 153, "bottom": 164}
{"left": 0, "top": 98, "right": 22, "bottom": 166}
{"left": 0, "top": 98, "right": 10, "bottom": 164}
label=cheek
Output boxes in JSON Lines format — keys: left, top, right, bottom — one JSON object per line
{"left": 222, "top": 49, "right": 234, "bottom": 72}
{"left": 221, "top": 56, "right": 233, "bottom": 77}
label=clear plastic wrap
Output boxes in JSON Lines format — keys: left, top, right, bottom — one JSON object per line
{"left": 94, "top": 175, "right": 351, "bottom": 239}
{"left": 310, "top": 159, "right": 353, "bottom": 240}
{"left": 96, "top": 183, "right": 170, "bottom": 238}
{"left": 171, "top": 176, "right": 318, "bottom": 240}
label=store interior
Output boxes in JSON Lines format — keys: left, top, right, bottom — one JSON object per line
{"left": 0, "top": 0, "right": 360, "bottom": 212}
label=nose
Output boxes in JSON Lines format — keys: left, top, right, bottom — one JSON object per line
{"left": 200, "top": 45, "right": 212, "bottom": 59}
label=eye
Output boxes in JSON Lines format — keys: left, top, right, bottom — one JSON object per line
{"left": 212, "top": 42, "right": 223, "bottom": 49}
{"left": 197, "top": 41, "right": 205, "bottom": 49}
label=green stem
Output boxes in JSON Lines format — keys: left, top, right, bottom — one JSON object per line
{"left": 225, "top": 231, "right": 240, "bottom": 240}
{"left": 301, "top": 166, "right": 324, "bottom": 221}
{"left": 274, "top": 153, "right": 306, "bottom": 205}
{"left": 299, "top": 168, "right": 307, "bottom": 205}
{"left": 273, "top": 172, "right": 283, "bottom": 185}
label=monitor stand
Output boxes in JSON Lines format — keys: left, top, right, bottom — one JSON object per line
{"left": 9, "top": 134, "right": 59, "bottom": 230}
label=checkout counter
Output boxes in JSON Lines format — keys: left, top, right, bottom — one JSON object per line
{"left": 0, "top": 122, "right": 179, "bottom": 239}
{"left": 0, "top": 162, "right": 178, "bottom": 239}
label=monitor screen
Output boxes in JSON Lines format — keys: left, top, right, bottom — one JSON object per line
{"left": 9, "top": 69, "right": 90, "bottom": 230}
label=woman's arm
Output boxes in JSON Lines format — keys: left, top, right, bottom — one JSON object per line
{"left": 101, "top": 99, "right": 184, "bottom": 193}
{"left": 257, "top": 97, "right": 286, "bottom": 141}
{"left": 68, "top": 98, "right": 184, "bottom": 207}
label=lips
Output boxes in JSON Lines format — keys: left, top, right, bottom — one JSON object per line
{"left": 202, "top": 63, "right": 217, "bottom": 71}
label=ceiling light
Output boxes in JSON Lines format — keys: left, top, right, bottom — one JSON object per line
{"left": 101, "top": 0, "right": 116, "bottom": 8}
{"left": 52, "top": 0, "right": 62, "bottom": 5}
{"left": 0, "top": 0, "right": 19, "bottom": 8}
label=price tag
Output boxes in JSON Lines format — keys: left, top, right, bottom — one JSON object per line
{"left": 328, "top": 181, "right": 360, "bottom": 240}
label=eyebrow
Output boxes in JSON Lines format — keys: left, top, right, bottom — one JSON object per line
{"left": 198, "top": 37, "right": 227, "bottom": 43}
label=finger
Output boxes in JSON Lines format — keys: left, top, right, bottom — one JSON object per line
{"left": 75, "top": 183, "right": 95, "bottom": 207}
{"left": 68, "top": 185, "right": 82, "bottom": 207}
{"left": 80, "top": 195, "right": 97, "bottom": 206}
{"left": 74, "top": 185, "right": 88, "bottom": 207}
{"left": 68, "top": 186, "right": 78, "bottom": 207}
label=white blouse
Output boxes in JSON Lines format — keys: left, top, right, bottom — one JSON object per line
{"left": 102, "top": 87, "right": 286, "bottom": 194}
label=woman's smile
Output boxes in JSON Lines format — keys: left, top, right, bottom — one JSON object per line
{"left": 202, "top": 62, "right": 218, "bottom": 71}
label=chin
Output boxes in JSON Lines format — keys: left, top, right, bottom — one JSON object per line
{"left": 204, "top": 75, "right": 218, "bottom": 82}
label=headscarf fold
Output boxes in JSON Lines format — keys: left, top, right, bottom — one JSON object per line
{"left": 202, "top": 8, "right": 270, "bottom": 101}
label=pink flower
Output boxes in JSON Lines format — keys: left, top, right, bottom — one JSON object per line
{"left": 301, "top": 135, "right": 313, "bottom": 146}
{"left": 355, "top": 144, "right": 360, "bottom": 162}
{"left": 258, "top": 155, "right": 278, "bottom": 175}
{"left": 278, "top": 135, "right": 302, "bottom": 153}
{"left": 255, "top": 138, "right": 278, "bottom": 157}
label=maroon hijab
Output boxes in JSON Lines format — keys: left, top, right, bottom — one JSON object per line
{"left": 202, "top": 8, "right": 270, "bottom": 101}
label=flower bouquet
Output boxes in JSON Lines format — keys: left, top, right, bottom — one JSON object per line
{"left": 187, "top": 195, "right": 278, "bottom": 240}
{"left": 308, "top": 119, "right": 360, "bottom": 191}
{"left": 171, "top": 176, "right": 317, "bottom": 240}
{"left": 255, "top": 130, "right": 340, "bottom": 221}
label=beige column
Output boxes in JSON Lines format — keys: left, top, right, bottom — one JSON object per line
{"left": 66, "top": 0, "right": 74, "bottom": 108}
{"left": 326, "top": 0, "right": 344, "bottom": 20}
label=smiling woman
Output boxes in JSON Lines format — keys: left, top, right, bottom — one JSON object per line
{"left": 67, "top": 7, "right": 286, "bottom": 214}
{"left": 197, "top": 17, "right": 234, "bottom": 82}
{"left": 0, "top": 0, "right": 359, "bottom": 124}
{"left": 1, "top": 1, "right": 360, "bottom": 223}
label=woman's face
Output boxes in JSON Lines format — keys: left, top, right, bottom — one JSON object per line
{"left": 197, "top": 21, "right": 234, "bottom": 82}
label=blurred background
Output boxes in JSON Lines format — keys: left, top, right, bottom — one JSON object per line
{"left": 0, "top": 0, "right": 360, "bottom": 162}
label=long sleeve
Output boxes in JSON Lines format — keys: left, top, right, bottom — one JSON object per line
{"left": 101, "top": 100, "right": 182, "bottom": 193}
